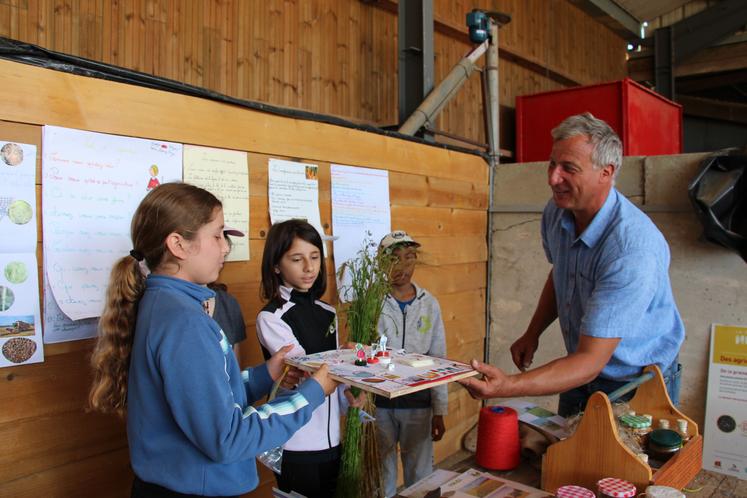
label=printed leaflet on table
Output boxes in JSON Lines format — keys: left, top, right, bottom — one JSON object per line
{"left": 501, "top": 398, "right": 570, "bottom": 440}
{"left": 436, "top": 469, "right": 551, "bottom": 498}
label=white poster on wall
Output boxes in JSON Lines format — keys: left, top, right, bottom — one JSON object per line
{"left": 267, "top": 158, "right": 326, "bottom": 250}
{"left": 183, "top": 145, "right": 250, "bottom": 261}
{"left": 702, "top": 323, "right": 747, "bottom": 478}
{"left": 0, "top": 140, "right": 44, "bottom": 367}
{"left": 42, "top": 126, "right": 182, "bottom": 339}
{"left": 330, "top": 164, "right": 390, "bottom": 300}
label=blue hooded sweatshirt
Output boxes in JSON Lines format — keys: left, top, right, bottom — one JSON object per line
{"left": 127, "top": 275, "right": 324, "bottom": 496}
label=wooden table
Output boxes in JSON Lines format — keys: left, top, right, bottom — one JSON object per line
{"left": 435, "top": 450, "right": 747, "bottom": 497}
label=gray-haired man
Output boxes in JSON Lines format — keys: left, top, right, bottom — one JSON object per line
{"left": 461, "top": 113, "right": 684, "bottom": 416}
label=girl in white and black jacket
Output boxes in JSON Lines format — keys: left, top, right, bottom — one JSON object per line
{"left": 256, "top": 219, "right": 362, "bottom": 498}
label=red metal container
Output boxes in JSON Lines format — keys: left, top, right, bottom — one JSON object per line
{"left": 515, "top": 78, "right": 682, "bottom": 162}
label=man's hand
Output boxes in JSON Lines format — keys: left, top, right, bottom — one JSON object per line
{"left": 431, "top": 415, "right": 446, "bottom": 441}
{"left": 459, "top": 359, "right": 512, "bottom": 400}
{"left": 267, "top": 344, "right": 295, "bottom": 381}
{"left": 510, "top": 332, "right": 539, "bottom": 371}
{"left": 344, "top": 387, "right": 367, "bottom": 408}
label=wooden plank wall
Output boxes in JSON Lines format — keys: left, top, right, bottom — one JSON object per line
{"left": 0, "top": 59, "right": 486, "bottom": 497}
{"left": 0, "top": 0, "right": 627, "bottom": 155}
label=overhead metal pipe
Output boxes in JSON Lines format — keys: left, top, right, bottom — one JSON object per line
{"left": 398, "top": 40, "right": 488, "bottom": 136}
{"left": 486, "top": 20, "right": 500, "bottom": 167}
{"left": 484, "top": 18, "right": 501, "bottom": 369}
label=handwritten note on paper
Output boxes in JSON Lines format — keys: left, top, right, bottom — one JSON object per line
{"left": 330, "top": 164, "right": 390, "bottom": 277}
{"left": 41, "top": 276, "right": 98, "bottom": 344}
{"left": 0, "top": 140, "right": 44, "bottom": 367}
{"left": 268, "top": 158, "right": 326, "bottom": 251}
{"left": 42, "top": 126, "right": 182, "bottom": 323}
{"left": 183, "top": 145, "right": 250, "bottom": 261}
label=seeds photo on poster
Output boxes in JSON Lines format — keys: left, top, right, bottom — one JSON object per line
{"left": 7, "top": 199, "right": 33, "bottom": 225}
{"left": 717, "top": 414, "right": 736, "bottom": 433}
{"left": 2, "top": 337, "right": 37, "bottom": 363}
{"left": 4, "top": 261, "right": 28, "bottom": 284}
{"left": 0, "top": 143, "right": 23, "bottom": 167}
{"left": 0, "top": 286, "right": 15, "bottom": 311}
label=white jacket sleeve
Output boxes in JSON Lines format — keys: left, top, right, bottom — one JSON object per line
{"left": 255, "top": 309, "right": 305, "bottom": 357}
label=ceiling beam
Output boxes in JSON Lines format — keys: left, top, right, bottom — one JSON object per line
{"left": 567, "top": 0, "right": 641, "bottom": 39}
{"left": 679, "top": 95, "right": 747, "bottom": 125}
{"left": 586, "top": 0, "right": 640, "bottom": 37}
{"left": 677, "top": 69, "right": 747, "bottom": 93}
{"left": 671, "top": 0, "right": 747, "bottom": 64}
{"left": 629, "top": 41, "right": 747, "bottom": 81}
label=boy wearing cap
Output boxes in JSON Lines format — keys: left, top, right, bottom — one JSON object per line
{"left": 375, "top": 230, "right": 447, "bottom": 498}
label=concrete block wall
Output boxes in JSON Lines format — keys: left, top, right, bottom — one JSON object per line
{"left": 489, "top": 153, "right": 747, "bottom": 426}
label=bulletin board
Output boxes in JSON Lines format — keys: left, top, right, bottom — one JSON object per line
{"left": 0, "top": 59, "right": 488, "bottom": 498}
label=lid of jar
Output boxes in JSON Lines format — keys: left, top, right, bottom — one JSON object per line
{"left": 556, "top": 485, "right": 595, "bottom": 498}
{"left": 619, "top": 413, "right": 651, "bottom": 428}
{"left": 645, "top": 485, "right": 685, "bottom": 498}
{"left": 649, "top": 429, "right": 683, "bottom": 449}
{"left": 597, "top": 478, "right": 636, "bottom": 497}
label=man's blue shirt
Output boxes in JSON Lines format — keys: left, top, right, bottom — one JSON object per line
{"left": 541, "top": 188, "right": 684, "bottom": 380}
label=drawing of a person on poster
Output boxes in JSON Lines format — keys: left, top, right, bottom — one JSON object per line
{"left": 147, "top": 164, "right": 161, "bottom": 190}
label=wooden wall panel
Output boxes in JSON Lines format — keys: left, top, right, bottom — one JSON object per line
{"left": 0, "top": 0, "right": 626, "bottom": 156}
{"left": 0, "top": 59, "right": 484, "bottom": 497}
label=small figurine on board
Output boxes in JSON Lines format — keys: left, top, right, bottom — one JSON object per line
{"left": 367, "top": 345, "right": 379, "bottom": 365}
{"left": 354, "top": 343, "right": 368, "bottom": 366}
{"left": 376, "top": 335, "right": 391, "bottom": 365}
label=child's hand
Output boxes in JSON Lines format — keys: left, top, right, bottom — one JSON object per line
{"left": 311, "top": 364, "right": 339, "bottom": 396}
{"left": 431, "top": 415, "right": 446, "bottom": 441}
{"left": 344, "top": 387, "right": 367, "bottom": 408}
{"left": 266, "top": 344, "right": 294, "bottom": 381}
{"left": 280, "top": 367, "right": 306, "bottom": 390}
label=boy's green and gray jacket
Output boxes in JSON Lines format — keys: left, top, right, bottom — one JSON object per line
{"left": 375, "top": 282, "right": 448, "bottom": 416}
